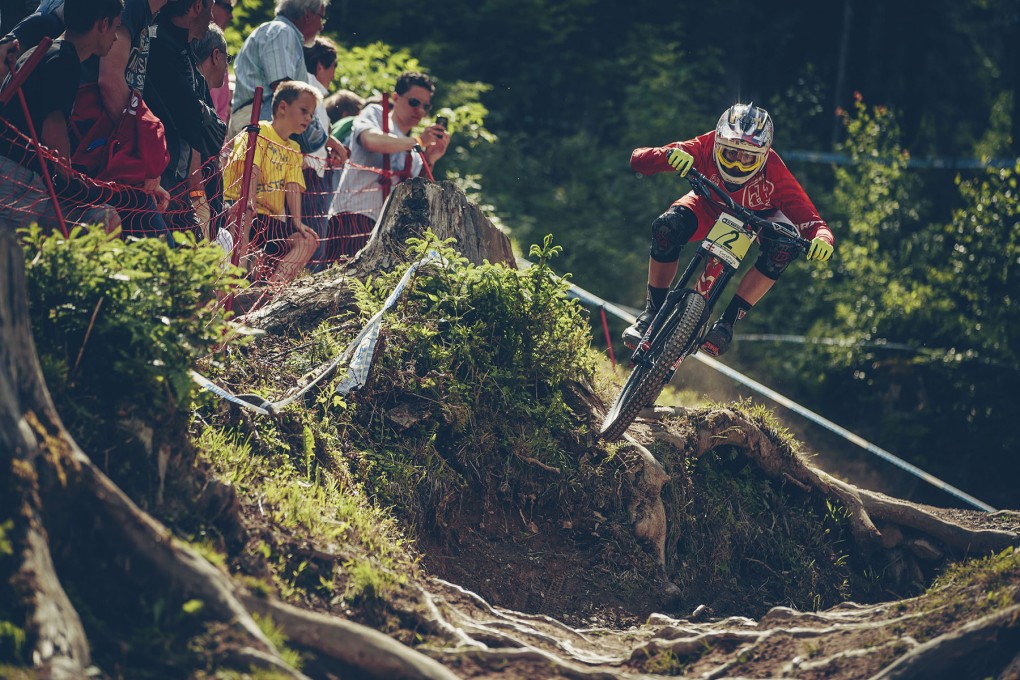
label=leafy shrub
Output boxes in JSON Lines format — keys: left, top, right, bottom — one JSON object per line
{"left": 335, "top": 232, "right": 599, "bottom": 530}
{"left": 21, "top": 227, "right": 241, "bottom": 476}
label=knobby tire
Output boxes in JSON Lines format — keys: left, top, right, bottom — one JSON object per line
{"left": 600, "top": 293, "right": 707, "bottom": 441}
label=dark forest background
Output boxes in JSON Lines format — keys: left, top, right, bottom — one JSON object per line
{"left": 5, "top": 0, "right": 1018, "bottom": 509}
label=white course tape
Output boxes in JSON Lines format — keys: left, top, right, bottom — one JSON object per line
{"left": 562, "top": 275, "right": 997, "bottom": 512}
{"left": 193, "top": 250, "right": 444, "bottom": 412}
{"left": 334, "top": 249, "right": 443, "bottom": 395}
{"left": 190, "top": 369, "right": 271, "bottom": 415}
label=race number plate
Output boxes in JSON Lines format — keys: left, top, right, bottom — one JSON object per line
{"left": 702, "top": 213, "right": 752, "bottom": 268}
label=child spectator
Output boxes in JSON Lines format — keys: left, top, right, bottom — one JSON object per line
{"left": 325, "top": 88, "right": 367, "bottom": 146}
{"left": 222, "top": 79, "right": 319, "bottom": 284}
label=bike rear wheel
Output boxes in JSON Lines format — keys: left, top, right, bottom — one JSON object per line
{"left": 599, "top": 292, "right": 707, "bottom": 441}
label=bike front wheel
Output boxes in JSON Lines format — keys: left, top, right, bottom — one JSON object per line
{"left": 599, "top": 292, "right": 707, "bottom": 441}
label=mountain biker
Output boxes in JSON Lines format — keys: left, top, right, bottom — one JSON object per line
{"left": 622, "top": 103, "right": 834, "bottom": 356}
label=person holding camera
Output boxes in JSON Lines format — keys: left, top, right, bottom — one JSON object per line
{"left": 327, "top": 70, "right": 450, "bottom": 256}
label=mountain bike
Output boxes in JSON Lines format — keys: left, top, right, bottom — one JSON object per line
{"left": 599, "top": 167, "right": 812, "bottom": 441}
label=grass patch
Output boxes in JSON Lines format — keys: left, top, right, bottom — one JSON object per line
{"left": 194, "top": 422, "right": 412, "bottom": 607}
{"left": 656, "top": 440, "right": 858, "bottom": 617}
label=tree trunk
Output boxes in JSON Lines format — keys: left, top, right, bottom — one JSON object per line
{"left": 1, "top": 223, "right": 92, "bottom": 678}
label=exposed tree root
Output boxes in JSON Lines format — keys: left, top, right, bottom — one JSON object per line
{"left": 1, "top": 226, "right": 295, "bottom": 675}
{"left": 618, "top": 436, "right": 670, "bottom": 567}
{"left": 642, "top": 407, "right": 1020, "bottom": 560}
{"left": 16, "top": 524, "right": 90, "bottom": 678}
{"left": 69, "top": 442, "right": 279, "bottom": 654}
{"left": 692, "top": 408, "right": 884, "bottom": 548}
{"left": 870, "top": 603, "right": 1020, "bottom": 679}
{"left": 391, "top": 573, "right": 1020, "bottom": 680}
{"left": 226, "top": 646, "right": 310, "bottom": 680}
{"left": 240, "top": 593, "right": 460, "bottom": 680}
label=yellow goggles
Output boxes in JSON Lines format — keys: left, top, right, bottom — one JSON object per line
{"left": 717, "top": 146, "right": 764, "bottom": 174}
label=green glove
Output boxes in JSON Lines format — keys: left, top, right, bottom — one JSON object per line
{"left": 807, "top": 237, "right": 834, "bottom": 262}
{"left": 666, "top": 148, "right": 694, "bottom": 177}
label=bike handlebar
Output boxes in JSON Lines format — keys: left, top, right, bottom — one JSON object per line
{"left": 684, "top": 168, "right": 812, "bottom": 252}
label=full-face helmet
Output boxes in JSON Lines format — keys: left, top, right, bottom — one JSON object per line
{"left": 714, "top": 103, "right": 773, "bottom": 185}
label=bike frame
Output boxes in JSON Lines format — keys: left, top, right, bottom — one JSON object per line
{"left": 631, "top": 230, "right": 741, "bottom": 370}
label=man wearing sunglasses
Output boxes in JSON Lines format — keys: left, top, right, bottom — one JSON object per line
{"left": 328, "top": 70, "right": 450, "bottom": 253}
{"left": 623, "top": 103, "right": 835, "bottom": 357}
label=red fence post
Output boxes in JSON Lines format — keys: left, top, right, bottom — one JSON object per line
{"left": 0, "top": 37, "right": 68, "bottom": 237}
{"left": 225, "top": 86, "right": 264, "bottom": 313}
{"left": 600, "top": 306, "right": 617, "bottom": 370}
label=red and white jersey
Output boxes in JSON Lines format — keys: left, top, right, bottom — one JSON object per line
{"left": 631, "top": 131, "right": 834, "bottom": 245}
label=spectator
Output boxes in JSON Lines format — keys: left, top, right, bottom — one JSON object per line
{"left": 302, "top": 34, "right": 339, "bottom": 270}
{"left": 328, "top": 71, "right": 449, "bottom": 253}
{"left": 222, "top": 79, "right": 320, "bottom": 284}
{"left": 227, "top": 0, "right": 345, "bottom": 165}
{"left": 144, "top": 0, "right": 223, "bottom": 239}
{"left": 325, "top": 88, "right": 366, "bottom": 146}
{"left": 210, "top": 0, "right": 231, "bottom": 27}
{"left": 193, "top": 21, "right": 228, "bottom": 90}
{"left": 78, "top": 0, "right": 173, "bottom": 232}
{"left": 326, "top": 90, "right": 365, "bottom": 124}
{"left": 192, "top": 22, "right": 229, "bottom": 239}
{"left": 0, "top": 0, "right": 122, "bottom": 232}
{"left": 207, "top": 0, "right": 232, "bottom": 121}
{"left": 2, "top": 0, "right": 64, "bottom": 79}
{"left": 5, "top": 0, "right": 173, "bottom": 238}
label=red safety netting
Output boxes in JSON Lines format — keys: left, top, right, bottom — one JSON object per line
{"left": 0, "top": 81, "right": 407, "bottom": 319}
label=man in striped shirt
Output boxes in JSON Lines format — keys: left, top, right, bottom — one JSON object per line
{"left": 227, "top": 0, "right": 344, "bottom": 164}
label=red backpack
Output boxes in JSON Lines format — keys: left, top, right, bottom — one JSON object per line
{"left": 70, "top": 83, "right": 169, "bottom": 185}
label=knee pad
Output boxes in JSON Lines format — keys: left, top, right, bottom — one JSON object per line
{"left": 755, "top": 239, "right": 797, "bottom": 280}
{"left": 650, "top": 206, "right": 697, "bottom": 262}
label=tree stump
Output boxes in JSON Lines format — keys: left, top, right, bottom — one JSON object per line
{"left": 249, "top": 178, "right": 515, "bottom": 334}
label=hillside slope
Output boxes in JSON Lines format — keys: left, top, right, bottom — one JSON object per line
{"left": 1, "top": 181, "right": 1018, "bottom": 679}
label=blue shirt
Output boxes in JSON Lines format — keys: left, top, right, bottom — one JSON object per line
{"left": 230, "top": 14, "right": 308, "bottom": 120}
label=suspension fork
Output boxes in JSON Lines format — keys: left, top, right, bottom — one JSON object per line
{"left": 633, "top": 250, "right": 734, "bottom": 363}
{"left": 695, "top": 255, "right": 737, "bottom": 317}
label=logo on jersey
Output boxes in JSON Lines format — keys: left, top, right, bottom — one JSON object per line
{"left": 741, "top": 174, "right": 775, "bottom": 209}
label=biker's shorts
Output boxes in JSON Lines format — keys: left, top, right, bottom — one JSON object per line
{"left": 651, "top": 199, "right": 799, "bottom": 280}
